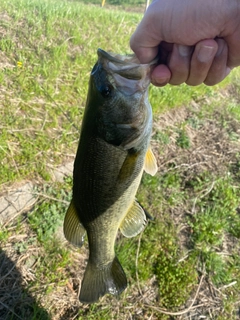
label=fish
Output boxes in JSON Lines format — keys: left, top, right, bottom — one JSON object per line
{"left": 63, "top": 48, "right": 158, "bottom": 304}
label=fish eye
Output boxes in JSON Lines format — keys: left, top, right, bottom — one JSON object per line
{"left": 100, "top": 85, "right": 113, "bottom": 98}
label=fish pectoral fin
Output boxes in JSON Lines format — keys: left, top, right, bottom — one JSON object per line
{"left": 120, "top": 200, "right": 147, "bottom": 238}
{"left": 117, "top": 152, "right": 139, "bottom": 182}
{"left": 63, "top": 200, "right": 86, "bottom": 247}
{"left": 144, "top": 147, "right": 158, "bottom": 176}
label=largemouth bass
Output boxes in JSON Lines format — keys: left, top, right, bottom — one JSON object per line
{"left": 64, "top": 48, "right": 157, "bottom": 304}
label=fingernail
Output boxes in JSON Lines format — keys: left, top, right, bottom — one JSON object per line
{"left": 152, "top": 77, "right": 169, "bottom": 86}
{"left": 198, "top": 46, "right": 215, "bottom": 62}
{"left": 216, "top": 42, "right": 224, "bottom": 57}
{"left": 225, "top": 67, "right": 231, "bottom": 77}
{"left": 178, "top": 45, "right": 191, "bottom": 57}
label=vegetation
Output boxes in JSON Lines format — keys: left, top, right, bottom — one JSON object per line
{"left": 0, "top": 0, "right": 240, "bottom": 319}
{"left": 79, "top": 0, "right": 146, "bottom": 5}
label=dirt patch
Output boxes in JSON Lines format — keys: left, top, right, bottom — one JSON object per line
{"left": 153, "top": 106, "right": 240, "bottom": 177}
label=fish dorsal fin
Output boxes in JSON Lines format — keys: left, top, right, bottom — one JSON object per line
{"left": 144, "top": 148, "right": 158, "bottom": 176}
{"left": 120, "top": 200, "right": 147, "bottom": 238}
{"left": 63, "top": 200, "right": 86, "bottom": 247}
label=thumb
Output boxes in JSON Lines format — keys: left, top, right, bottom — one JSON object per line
{"left": 130, "top": 13, "right": 163, "bottom": 63}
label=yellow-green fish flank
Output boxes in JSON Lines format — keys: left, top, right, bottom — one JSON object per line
{"left": 64, "top": 48, "right": 157, "bottom": 304}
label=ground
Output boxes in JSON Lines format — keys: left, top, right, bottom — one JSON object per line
{"left": 1, "top": 94, "right": 240, "bottom": 319}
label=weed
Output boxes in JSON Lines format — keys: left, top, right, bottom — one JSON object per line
{"left": 176, "top": 127, "right": 191, "bottom": 149}
{"left": 187, "top": 175, "right": 240, "bottom": 289}
{"left": 33, "top": 238, "right": 71, "bottom": 293}
{"left": 0, "top": 228, "right": 9, "bottom": 243}
{"left": 153, "top": 130, "right": 170, "bottom": 145}
{"left": 28, "top": 183, "right": 71, "bottom": 242}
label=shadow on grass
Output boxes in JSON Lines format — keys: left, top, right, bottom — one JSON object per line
{"left": 0, "top": 249, "right": 50, "bottom": 320}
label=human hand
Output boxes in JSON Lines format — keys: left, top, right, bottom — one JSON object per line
{"left": 151, "top": 38, "right": 229, "bottom": 86}
{"left": 130, "top": 0, "right": 240, "bottom": 86}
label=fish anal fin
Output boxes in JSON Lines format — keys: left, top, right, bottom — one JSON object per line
{"left": 63, "top": 200, "right": 86, "bottom": 247}
{"left": 120, "top": 200, "right": 147, "bottom": 238}
{"left": 144, "top": 147, "right": 158, "bottom": 176}
{"left": 79, "top": 257, "right": 127, "bottom": 304}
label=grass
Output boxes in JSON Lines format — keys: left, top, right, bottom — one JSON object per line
{"left": 0, "top": 0, "right": 240, "bottom": 319}
{"left": 79, "top": 0, "right": 146, "bottom": 5}
{"left": 0, "top": 0, "right": 141, "bottom": 185}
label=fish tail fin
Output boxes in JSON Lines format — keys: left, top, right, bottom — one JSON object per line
{"left": 79, "top": 256, "right": 127, "bottom": 304}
